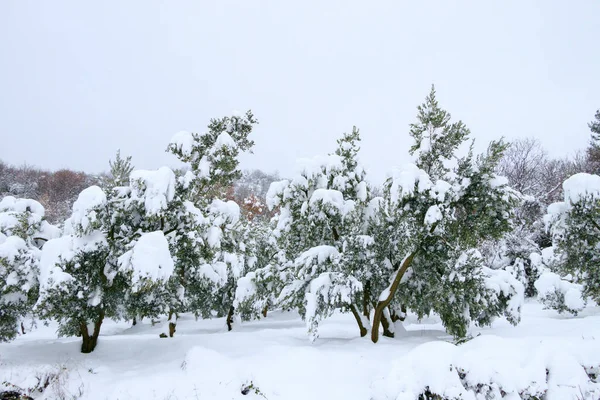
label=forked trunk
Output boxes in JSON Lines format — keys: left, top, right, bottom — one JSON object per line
{"left": 80, "top": 309, "right": 105, "bottom": 354}
{"left": 371, "top": 252, "right": 417, "bottom": 343}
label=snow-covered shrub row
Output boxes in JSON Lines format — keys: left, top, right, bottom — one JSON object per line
{"left": 5, "top": 89, "right": 600, "bottom": 352}
{"left": 371, "top": 336, "right": 600, "bottom": 400}
{"left": 236, "top": 87, "right": 525, "bottom": 343}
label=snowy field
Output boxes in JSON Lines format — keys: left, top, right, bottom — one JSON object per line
{"left": 1, "top": 302, "right": 599, "bottom": 400}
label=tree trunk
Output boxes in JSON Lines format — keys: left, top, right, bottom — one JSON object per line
{"left": 350, "top": 305, "right": 368, "bottom": 337}
{"left": 132, "top": 316, "right": 137, "bottom": 326}
{"left": 168, "top": 310, "right": 176, "bottom": 338}
{"left": 20, "top": 322, "right": 25, "bottom": 335}
{"left": 226, "top": 306, "right": 235, "bottom": 331}
{"left": 80, "top": 309, "right": 105, "bottom": 354}
{"left": 371, "top": 251, "right": 417, "bottom": 343}
{"left": 363, "top": 280, "right": 371, "bottom": 318}
{"left": 262, "top": 304, "right": 268, "bottom": 318}
{"left": 381, "top": 307, "right": 395, "bottom": 338}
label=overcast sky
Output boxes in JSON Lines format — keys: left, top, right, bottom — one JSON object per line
{"left": 1, "top": 1, "right": 599, "bottom": 183}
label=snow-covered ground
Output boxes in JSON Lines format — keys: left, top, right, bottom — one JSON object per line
{"left": 1, "top": 301, "right": 600, "bottom": 399}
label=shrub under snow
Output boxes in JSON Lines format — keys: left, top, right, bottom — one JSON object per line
{"left": 371, "top": 335, "right": 600, "bottom": 400}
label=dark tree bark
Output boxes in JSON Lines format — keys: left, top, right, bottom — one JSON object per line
{"left": 381, "top": 308, "right": 395, "bottom": 338}
{"left": 371, "top": 252, "right": 417, "bottom": 343}
{"left": 362, "top": 280, "right": 371, "bottom": 318}
{"left": 350, "top": 305, "right": 368, "bottom": 337}
{"left": 80, "top": 309, "right": 105, "bottom": 353}
{"left": 226, "top": 306, "right": 235, "bottom": 331}
{"left": 168, "top": 310, "right": 176, "bottom": 337}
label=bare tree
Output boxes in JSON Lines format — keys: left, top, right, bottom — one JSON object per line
{"left": 497, "top": 138, "right": 547, "bottom": 197}
{"left": 498, "top": 138, "right": 592, "bottom": 205}
{"left": 38, "top": 169, "right": 90, "bottom": 223}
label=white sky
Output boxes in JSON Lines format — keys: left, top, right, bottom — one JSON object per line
{"left": 1, "top": 1, "right": 599, "bottom": 183}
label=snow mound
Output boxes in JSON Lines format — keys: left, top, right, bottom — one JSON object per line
{"left": 484, "top": 266, "right": 524, "bottom": 323}
{"left": 169, "top": 130, "right": 195, "bottom": 157}
{"left": 309, "top": 188, "right": 355, "bottom": 215}
{"left": 182, "top": 347, "right": 261, "bottom": 398}
{"left": 563, "top": 173, "right": 600, "bottom": 204}
{"left": 372, "top": 341, "right": 472, "bottom": 400}
{"left": 210, "top": 199, "right": 240, "bottom": 226}
{"left": 546, "top": 173, "right": 600, "bottom": 227}
{"left": 198, "top": 261, "right": 228, "bottom": 285}
{"left": 0, "top": 236, "right": 28, "bottom": 263}
{"left": 296, "top": 154, "right": 343, "bottom": 180}
{"left": 266, "top": 180, "right": 290, "bottom": 210}
{"left": 67, "top": 186, "right": 107, "bottom": 233}
{"left": 38, "top": 237, "right": 77, "bottom": 293}
{"left": 0, "top": 196, "right": 45, "bottom": 217}
{"left": 117, "top": 231, "right": 174, "bottom": 291}
{"left": 535, "top": 271, "right": 586, "bottom": 314}
{"left": 38, "top": 232, "right": 107, "bottom": 295}
{"left": 213, "top": 132, "right": 237, "bottom": 150}
{"left": 296, "top": 245, "right": 339, "bottom": 266}
{"left": 424, "top": 204, "right": 442, "bottom": 225}
{"left": 372, "top": 336, "right": 600, "bottom": 400}
{"left": 130, "top": 167, "right": 176, "bottom": 215}
{"left": 387, "top": 163, "right": 433, "bottom": 204}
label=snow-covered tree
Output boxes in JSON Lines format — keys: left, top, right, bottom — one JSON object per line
{"left": 369, "top": 86, "right": 523, "bottom": 342}
{"left": 248, "top": 127, "right": 376, "bottom": 341}
{"left": 540, "top": 172, "right": 600, "bottom": 314}
{"left": 234, "top": 218, "right": 281, "bottom": 321}
{"left": 110, "top": 168, "right": 181, "bottom": 331}
{"left": 0, "top": 197, "right": 58, "bottom": 341}
{"left": 37, "top": 110, "right": 258, "bottom": 347}
{"left": 164, "top": 111, "right": 257, "bottom": 332}
{"left": 480, "top": 218, "right": 541, "bottom": 298}
{"left": 36, "top": 183, "right": 175, "bottom": 353}
{"left": 103, "top": 149, "right": 134, "bottom": 189}
{"left": 588, "top": 109, "right": 600, "bottom": 171}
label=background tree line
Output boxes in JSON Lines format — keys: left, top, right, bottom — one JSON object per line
{"left": 0, "top": 159, "right": 279, "bottom": 225}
